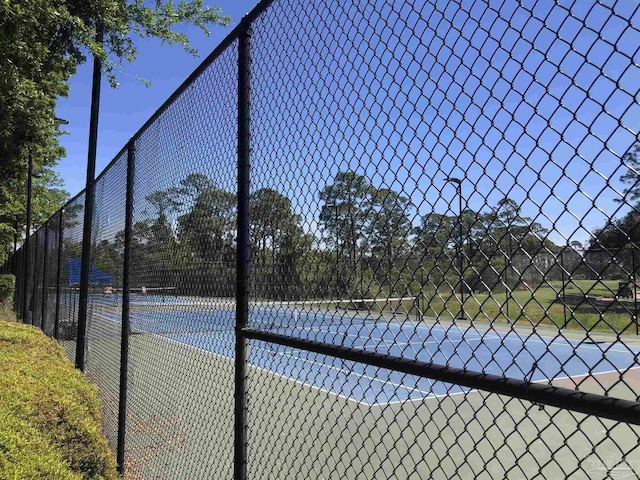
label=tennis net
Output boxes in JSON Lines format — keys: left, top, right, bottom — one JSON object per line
{"left": 61, "top": 295, "right": 421, "bottom": 336}
{"left": 249, "top": 296, "right": 420, "bottom": 331}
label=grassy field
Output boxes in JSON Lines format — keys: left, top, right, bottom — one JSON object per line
{"left": 0, "top": 312, "right": 118, "bottom": 479}
{"left": 383, "top": 280, "right": 638, "bottom": 335}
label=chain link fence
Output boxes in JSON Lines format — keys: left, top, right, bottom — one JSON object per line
{"left": 3, "top": 0, "right": 640, "bottom": 478}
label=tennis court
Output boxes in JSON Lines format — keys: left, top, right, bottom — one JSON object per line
{"left": 90, "top": 299, "right": 640, "bottom": 406}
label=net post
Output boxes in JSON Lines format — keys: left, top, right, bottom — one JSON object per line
{"left": 117, "top": 139, "right": 135, "bottom": 474}
{"left": 76, "top": 25, "right": 103, "bottom": 371}
{"left": 41, "top": 222, "right": 49, "bottom": 330}
{"left": 235, "top": 17, "right": 252, "bottom": 480}
{"left": 54, "top": 208, "right": 64, "bottom": 340}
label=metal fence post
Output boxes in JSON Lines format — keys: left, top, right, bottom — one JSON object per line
{"left": 76, "top": 26, "right": 103, "bottom": 371}
{"left": 13, "top": 219, "right": 18, "bottom": 275}
{"left": 22, "top": 149, "right": 33, "bottom": 323}
{"left": 117, "top": 140, "right": 135, "bottom": 474}
{"left": 54, "top": 209, "right": 64, "bottom": 340}
{"left": 41, "top": 222, "right": 49, "bottom": 329}
{"left": 31, "top": 229, "right": 39, "bottom": 326}
{"left": 14, "top": 250, "right": 20, "bottom": 319}
{"left": 235, "top": 18, "right": 252, "bottom": 480}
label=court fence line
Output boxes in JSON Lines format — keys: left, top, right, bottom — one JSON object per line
{"left": 3, "top": 0, "right": 640, "bottom": 478}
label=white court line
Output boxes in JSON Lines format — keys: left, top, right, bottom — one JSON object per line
{"left": 505, "top": 335, "right": 639, "bottom": 355}
{"left": 275, "top": 321, "right": 503, "bottom": 346}
{"left": 412, "top": 322, "right": 639, "bottom": 355}
{"left": 94, "top": 311, "right": 640, "bottom": 408}
{"left": 95, "top": 312, "right": 366, "bottom": 406}
{"left": 273, "top": 349, "right": 435, "bottom": 398}
{"left": 98, "top": 311, "right": 439, "bottom": 405}
{"left": 380, "top": 366, "right": 640, "bottom": 407}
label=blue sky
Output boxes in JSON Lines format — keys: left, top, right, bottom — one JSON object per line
{"left": 55, "top": 0, "right": 640, "bottom": 248}
{"left": 54, "top": 1, "right": 259, "bottom": 198}
{"left": 246, "top": 0, "right": 640, "bottom": 247}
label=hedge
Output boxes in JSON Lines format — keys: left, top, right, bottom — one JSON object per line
{"left": 0, "top": 320, "right": 118, "bottom": 479}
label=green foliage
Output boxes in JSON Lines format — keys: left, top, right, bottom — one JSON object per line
{"left": 0, "top": 0, "right": 231, "bottom": 264}
{"left": 0, "top": 321, "right": 118, "bottom": 479}
{"left": 590, "top": 209, "right": 640, "bottom": 251}
{"left": 618, "top": 142, "right": 640, "bottom": 204}
{"left": 590, "top": 142, "right": 640, "bottom": 251}
{"left": 0, "top": 275, "right": 15, "bottom": 304}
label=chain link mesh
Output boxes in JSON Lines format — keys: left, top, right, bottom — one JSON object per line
{"left": 31, "top": 227, "right": 44, "bottom": 328}
{"left": 2, "top": 0, "right": 640, "bottom": 478}
{"left": 83, "top": 151, "right": 128, "bottom": 452}
{"left": 22, "top": 227, "right": 37, "bottom": 326}
{"left": 12, "top": 247, "right": 24, "bottom": 319}
{"left": 58, "top": 193, "right": 86, "bottom": 362}
{"left": 123, "top": 42, "right": 238, "bottom": 478}
{"left": 243, "top": 1, "right": 640, "bottom": 477}
{"left": 42, "top": 211, "right": 61, "bottom": 336}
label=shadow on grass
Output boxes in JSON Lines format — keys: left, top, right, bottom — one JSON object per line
{"left": 557, "top": 293, "right": 638, "bottom": 316}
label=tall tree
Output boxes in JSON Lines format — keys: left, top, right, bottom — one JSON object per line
{"left": 587, "top": 142, "right": 640, "bottom": 253}
{"left": 177, "top": 183, "right": 236, "bottom": 280}
{"left": 367, "top": 188, "right": 413, "bottom": 292}
{"left": 250, "top": 187, "right": 311, "bottom": 299}
{"left": 414, "top": 212, "right": 460, "bottom": 291}
{"left": 319, "top": 171, "right": 373, "bottom": 294}
{"left": 618, "top": 142, "right": 640, "bottom": 204}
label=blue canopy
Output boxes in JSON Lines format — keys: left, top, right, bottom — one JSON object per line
{"left": 66, "top": 258, "right": 112, "bottom": 285}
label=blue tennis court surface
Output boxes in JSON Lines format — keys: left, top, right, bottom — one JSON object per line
{"left": 94, "top": 306, "right": 640, "bottom": 406}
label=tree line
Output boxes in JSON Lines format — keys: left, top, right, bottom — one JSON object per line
{"left": 71, "top": 171, "right": 569, "bottom": 300}
{"left": 18, "top": 137, "right": 640, "bottom": 299}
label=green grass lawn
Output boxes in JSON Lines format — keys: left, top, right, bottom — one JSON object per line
{"left": 382, "top": 280, "right": 638, "bottom": 335}
{"left": 0, "top": 311, "right": 118, "bottom": 479}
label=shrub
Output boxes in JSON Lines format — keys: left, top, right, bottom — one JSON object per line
{"left": 0, "top": 321, "right": 118, "bottom": 479}
{"left": 0, "top": 274, "right": 15, "bottom": 303}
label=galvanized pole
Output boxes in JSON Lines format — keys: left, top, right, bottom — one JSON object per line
{"left": 633, "top": 247, "right": 638, "bottom": 336}
{"left": 335, "top": 205, "right": 339, "bottom": 298}
{"left": 458, "top": 181, "right": 464, "bottom": 320}
{"left": 22, "top": 149, "right": 33, "bottom": 323}
{"left": 76, "top": 27, "right": 103, "bottom": 371}
{"left": 117, "top": 140, "right": 135, "bottom": 473}
{"left": 41, "top": 222, "right": 49, "bottom": 329}
{"left": 234, "top": 18, "right": 252, "bottom": 480}
{"left": 54, "top": 209, "right": 64, "bottom": 340}
{"left": 506, "top": 233, "right": 512, "bottom": 323}
{"left": 445, "top": 177, "right": 464, "bottom": 320}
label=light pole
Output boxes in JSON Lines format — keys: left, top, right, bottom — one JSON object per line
{"left": 505, "top": 230, "right": 512, "bottom": 323}
{"left": 326, "top": 202, "right": 339, "bottom": 298}
{"left": 446, "top": 177, "right": 465, "bottom": 320}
